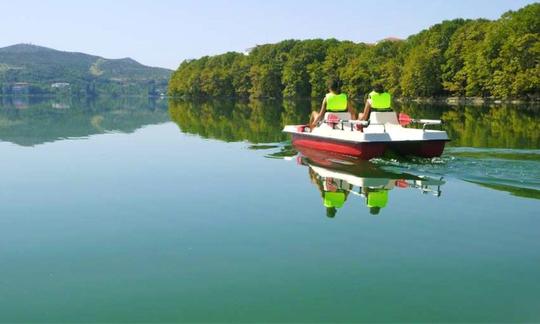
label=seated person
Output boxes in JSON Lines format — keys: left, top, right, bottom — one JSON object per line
{"left": 359, "top": 84, "right": 392, "bottom": 121}
{"left": 309, "top": 79, "right": 356, "bottom": 129}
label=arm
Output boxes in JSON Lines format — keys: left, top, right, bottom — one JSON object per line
{"left": 311, "top": 97, "right": 327, "bottom": 127}
{"left": 359, "top": 100, "right": 371, "bottom": 121}
{"left": 347, "top": 99, "right": 356, "bottom": 120}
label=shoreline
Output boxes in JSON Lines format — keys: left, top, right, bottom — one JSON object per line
{"left": 396, "top": 96, "right": 540, "bottom": 106}
{"left": 167, "top": 95, "right": 540, "bottom": 106}
{"left": 2, "top": 93, "right": 539, "bottom": 106}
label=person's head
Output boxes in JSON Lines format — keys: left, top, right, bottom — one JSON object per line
{"left": 369, "top": 207, "right": 381, "bottom": 215}
{"left": 327, "top": 78, "right": 342, "bottom": 94}
{"left": 326, "top": 207, "right": 337, "bottom": 218}
{"left": 373, "top": 83, "right": 385, "bottom": 93}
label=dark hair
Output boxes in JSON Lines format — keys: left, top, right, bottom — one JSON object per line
{"left": 326, "top": 207, "right": 337, "bottom": 218}
{"left": 374, "top": 84, "right": 385, "bottom": 93}
{"left": 369, "top": 207, "right": 381, "bottom": 215}
{"left": 327, "top": 79, "right": 342, "bottom": 94}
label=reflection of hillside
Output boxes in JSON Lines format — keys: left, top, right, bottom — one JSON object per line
{"left": 0, "top": 96, "right": 169, "bottom": 146}
{"left": 168, "top": 99, "right": 311, "bottom": 143}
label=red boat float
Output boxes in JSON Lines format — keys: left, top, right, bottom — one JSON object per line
{"left": 283, "top": 111, "right": 449, "bottom": 159}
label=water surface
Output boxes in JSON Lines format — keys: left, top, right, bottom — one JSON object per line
{"left": 0, "top": 97, "right": 539, "bottom": 322}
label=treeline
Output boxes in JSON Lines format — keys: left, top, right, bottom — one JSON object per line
{"left": 0, "top": 79, "right": 168, "bottom": 97}
{"left": 169, "top": 3, "right": 539, "bottom": 99}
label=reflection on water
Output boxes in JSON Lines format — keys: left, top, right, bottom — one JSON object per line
{"left": 0, "top": 96, "right": 169, "bottom": 146}
{"left": 441, "top": 105, "right": 540, "bottom": 149}
{"left": 1, "top": 96, "right": 538, "bottom": 201}
{"left": 397, "top": 102, "right": 540, "bottom": 149}
{"left": 167, "top": 99, "right": 539, "bottom": 201}
{"left": 296, "top": 148, "right": 445, "bottom": 217}
{"left": 168, "top": 98, "right": 311, "bottom": 143}
{"left": 371, "top": 147, "right": 540, "bottom": 200}
{"left": 5, "top": 97, "right": 536, "bottom": 149}
{"left": 169, "top": 99, "right": 540, "bottom": 149}
{"left": 1, "top": 96, "right": 539, "bottom": 322}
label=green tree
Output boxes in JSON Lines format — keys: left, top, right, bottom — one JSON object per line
{"left": 168, "top": 3, "right": 539, "bottom": 100}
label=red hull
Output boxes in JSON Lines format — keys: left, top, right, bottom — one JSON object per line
{"left": 388, "top": 140, "right": 446, "bottom": 158}
{"left": 292, "top": 134, "right": 447, "bottom": 159}
{"left": 292, "top": 134, "right": 386, "bottom": 160}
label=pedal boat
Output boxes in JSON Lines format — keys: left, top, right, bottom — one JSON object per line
{"left": 283, "top": 112, "right": 450, "bottom": 159}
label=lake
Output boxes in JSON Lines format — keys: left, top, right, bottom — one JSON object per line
{"left": 1, "top": 96, "right": 539, "bottom": 322}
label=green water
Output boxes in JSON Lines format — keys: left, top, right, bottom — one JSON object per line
{"left": 1, "top": 96, "right": 539, "bottom": 322}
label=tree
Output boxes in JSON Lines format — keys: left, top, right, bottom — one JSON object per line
{"left": 168, "top": 3, "right": 539, "bottom": 99}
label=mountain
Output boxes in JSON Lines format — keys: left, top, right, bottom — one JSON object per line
{"left": 0, "top": 44, "right": 172, "bottom": 96}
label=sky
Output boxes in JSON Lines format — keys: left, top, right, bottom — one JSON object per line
{"left": 0, "top": 0, "right": 536, "bottom": 69}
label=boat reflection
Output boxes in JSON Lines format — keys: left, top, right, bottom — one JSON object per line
{"left": 296, "top": 147, "right": 445, "bottom": 217}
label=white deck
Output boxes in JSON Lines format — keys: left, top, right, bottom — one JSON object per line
{"left": 283, "top": 112, "right": 449, "bottom": 143}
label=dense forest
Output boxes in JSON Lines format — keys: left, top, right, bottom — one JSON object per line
{"left": 169, "top": 3, "right": 539, "bottom": 100}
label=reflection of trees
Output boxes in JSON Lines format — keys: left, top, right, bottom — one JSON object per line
{"left": 394, "top": 102, "right": 451, "bottom": 120}
{"left": 168, "top": 99, "right": 539, "bottom": 149}
{"left": 0, "top": 96, "right": 168, "bottom": 146}
{"left": 168, "top": 99, "right": 313, "bottom": 143}
{"left": 394, "top": 103, "right": 539, "bottom": 149}
{"left": 468, "top": 180, "right": 540, "bottom": 200}
{"left": 441, "top": 106, "right": 540, "bottom": 149}
{"left": 281, "top": 99, "right": 314, "bottom": 126}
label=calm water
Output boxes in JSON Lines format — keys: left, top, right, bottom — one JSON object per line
{"left": 1, "top": 96, "right": 539, "bottom": 322}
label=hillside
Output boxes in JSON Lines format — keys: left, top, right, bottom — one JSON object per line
{"left": 0, "top": 44, "right": 172, "bottom": 96}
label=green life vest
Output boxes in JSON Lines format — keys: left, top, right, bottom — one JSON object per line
{"left": 323, "top": 191, "right": 346, "bottom": 208}
{"left": 369, "top": 91, "right": 392, "bottom": 110}
{"left": 367, "top": 189, "right": 388, "bottom": 208}
{"left": 326, "top": 93, "right": 348, "bottom": 112}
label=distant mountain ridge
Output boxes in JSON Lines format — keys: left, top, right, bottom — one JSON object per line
{"left": 0, "top": 44, "right": 172, "bottom": 96}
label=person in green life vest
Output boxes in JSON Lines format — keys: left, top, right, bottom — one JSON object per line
{"left": 309, "top": 78, "right": 356, "bottom": 130}
{"left": 308, "top": 167, "right": 350, "bottom": 218}
{"left": 362, "top": 187, "right": 389, "bottom": 215}
{"left": 359, "top": 84, "right": 392, "bottom": 121}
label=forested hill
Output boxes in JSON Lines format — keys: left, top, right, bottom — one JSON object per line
{"left": 0, "top": 44, "right": 172, "bottom": 96}
{"left": 169, "top": 3, "right": 539, "bottom": 100}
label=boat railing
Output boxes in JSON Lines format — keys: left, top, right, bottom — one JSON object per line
{"left": 347, "top": 120, "right": 387, "bottom": 132}
{"left": 414, "top": 119, "right": 443, "bottom": 131}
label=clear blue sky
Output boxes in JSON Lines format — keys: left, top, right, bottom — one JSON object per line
{"left": 0, "top": 0, "right": 536, "bottom": 69}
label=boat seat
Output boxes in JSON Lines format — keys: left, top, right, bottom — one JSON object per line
{"left": 322, "top": 112, "right": 352, "bottom": 129}
{"left": 370, "top": 112, "right": 398, "bottom": 125}
{"left": 324, "top": 112, "right": 352, "bottom": 122}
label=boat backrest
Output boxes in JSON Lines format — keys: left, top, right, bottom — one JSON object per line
{"left": 370, "top": 112, "right": 398, "bottom": 125}
{"left": 324, "top": 112, "right": 351, "bottom": 122}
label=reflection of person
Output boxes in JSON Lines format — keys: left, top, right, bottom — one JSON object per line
{"left": 309, "top": 79, "right": 356, "bottom": 129}
{"left": 362, "top": 187, "right": 389, "bottom": 215}
{"left": 308, "top": 168, "right": 351, "bottom": 218}
{"left": 359, "top": 84, "right": 392, "bottom": 121}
